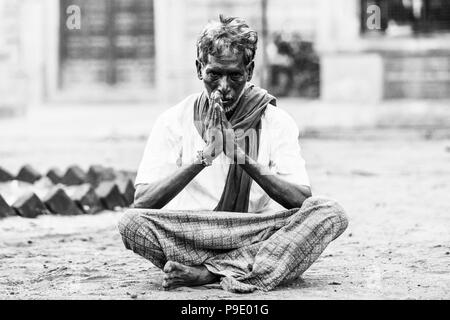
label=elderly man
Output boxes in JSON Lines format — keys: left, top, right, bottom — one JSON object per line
{"left": 118, "top": 15, "right": 348, "bottom": 293}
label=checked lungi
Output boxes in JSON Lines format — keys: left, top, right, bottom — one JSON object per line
{"left": 117, "top": 196, "right": 348, "bottom": 292}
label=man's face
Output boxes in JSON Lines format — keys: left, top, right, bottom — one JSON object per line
{"left": 196, "top": 50, "right": 254, "bottom": 112}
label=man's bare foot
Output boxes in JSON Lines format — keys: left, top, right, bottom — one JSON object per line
{"left": 162, "top": 261, "right": 218, "bottom": 290}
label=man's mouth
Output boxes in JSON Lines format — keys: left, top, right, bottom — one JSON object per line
{"left": 222, "top": 100, "right": 238, "bottom": 113}
{"left": 222, "top": 99, "right": 233, "bottom": 106}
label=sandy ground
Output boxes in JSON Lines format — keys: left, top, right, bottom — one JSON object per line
{"left": 1, "top": 103, "right": 449, "bottom": 299}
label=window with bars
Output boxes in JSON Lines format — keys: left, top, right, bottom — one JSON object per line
{"left": 59, "top": 0, "right": 155, "bottom": 89}
{"left": 360, "top": 0, "right": 450, "bottom": 35}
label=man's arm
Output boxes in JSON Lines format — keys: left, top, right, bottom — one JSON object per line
{"left": 238, "top": 150, "right": 311, "bottom": 209}
{"left": 134, "top": 104, "right": 223, "bottom": 209}
{"left": 134, "top": 163, "right": 205, "bottom": 209}
{"left": 219, "top": 105, "right": 311, "bottom": 209}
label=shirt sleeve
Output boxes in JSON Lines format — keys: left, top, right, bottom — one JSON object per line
{"left": 269, "top": 109, "right": 310, "bottom": 187}
{"left": 134, "top": 112, "right": 182, "bottom": 186}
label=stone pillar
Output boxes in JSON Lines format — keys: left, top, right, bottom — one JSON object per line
{"left": 19, "top": 0, "right": 45, "bottom": 107}
{"left": 0, "top": 0, "right": 28, "bottom": 116}
{"left": 44, "top": 0, "right": 60, "bottom": 102}
{"left": 153, "top": 0, "right": 201, "bottom": 105}
{"left": 316, "top": 0, "right": 383, "bottom": 103}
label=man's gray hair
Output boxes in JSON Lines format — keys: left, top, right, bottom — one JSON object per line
{"left": 196, "top": 15, "right": 258, "bottom": 65}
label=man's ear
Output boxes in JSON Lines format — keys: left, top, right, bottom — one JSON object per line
{"left": 246, "top": 61, "right": 255, "bottom": 81}
{"left": 196, "top": 60, "right": 203, "bottom": 80}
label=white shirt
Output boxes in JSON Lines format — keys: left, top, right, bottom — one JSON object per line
{"left": 135, "top": 93, "right": 310, "bottom": 213}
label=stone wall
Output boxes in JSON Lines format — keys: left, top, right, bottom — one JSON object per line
{"left": 0, "top": 0, "right": 28, "bottom": 116}
{"left": 384, "top": 53, "right": 450, "bottom": 99}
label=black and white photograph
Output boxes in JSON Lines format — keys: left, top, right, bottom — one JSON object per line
{"left": 0, "top": 0, "right": 449, "bottom": 305}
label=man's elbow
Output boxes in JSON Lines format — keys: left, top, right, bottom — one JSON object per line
{"left": 132, "top": 186, "right": 150, "bottom": 208}
{"left": 290, "top": 186, "right": 312, "bottom": 208}
{"left": 133, "top": 194, "right": 156, "bottom": 209}
{"left": 303, "top": 186, "right": 312, "bottom": 199}
{"left": 133, "top": 190, "right": 163, "bottom": 209}
{"left": 132, "top": 187, "right": 143, "bottom": 208}
{"left": 132, "top": 197, "right": 146, "bottom": 208}
{"left": 133, "top": 184, "right": 152, "bottom": 208}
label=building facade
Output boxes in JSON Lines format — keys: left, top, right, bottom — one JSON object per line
{"left": 318, "top": 0, "right": 450, "bottom": 102}
{"left": 0, "top": 0, "right": 448, "bottom": 115}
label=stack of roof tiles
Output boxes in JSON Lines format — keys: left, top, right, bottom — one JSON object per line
{"left": 0, "top": 165, "right": 136, "bottom": 219}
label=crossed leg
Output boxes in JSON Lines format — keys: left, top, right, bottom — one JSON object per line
{"left": 118, "top": 196, "right": 348, "bottom": 292}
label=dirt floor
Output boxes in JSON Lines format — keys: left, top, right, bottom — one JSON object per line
{"left": 0, "top": 104, "right": 449, "bottom": 299}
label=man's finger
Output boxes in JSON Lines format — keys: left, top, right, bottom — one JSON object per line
{"left": 215, "top": 108, "right": 222, "bottom": 128}
{"left": 215, "top": 106, "right": 223, "bottom": 128}
{"left": 204, "top": 103, "right": 213, "bottom": 129}
{"left": 220, "top": 110, "right": 232, "bottom": 130}
{"left": 211, "top": 107, "right": 218, "bottom": 128}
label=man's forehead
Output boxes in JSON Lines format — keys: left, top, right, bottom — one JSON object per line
{"left": 204, "top": 52, "right": 245, "bottom": 69}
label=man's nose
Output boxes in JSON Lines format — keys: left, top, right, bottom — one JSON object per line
{"left": 217, "top": 76, "right": 231, "bottom": 96}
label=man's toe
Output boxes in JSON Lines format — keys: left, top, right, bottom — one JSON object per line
{"left": 163, "top": 261, "right": 175, "bottom": 273}
{"left": 162, "top": 279, "right": 172, "bottom": 288}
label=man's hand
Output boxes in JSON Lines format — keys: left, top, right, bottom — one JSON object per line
{"left": 205, "top": 91, "right": 247, "bottom": 164}
{"left": 216, "top": 103, "right": 247, "bottom": 163}
{"left": 202, "top": 91, "right": 225, "bottom": 161}
{"left": 210, "top": 94, "right": 311, "bottom": 209}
